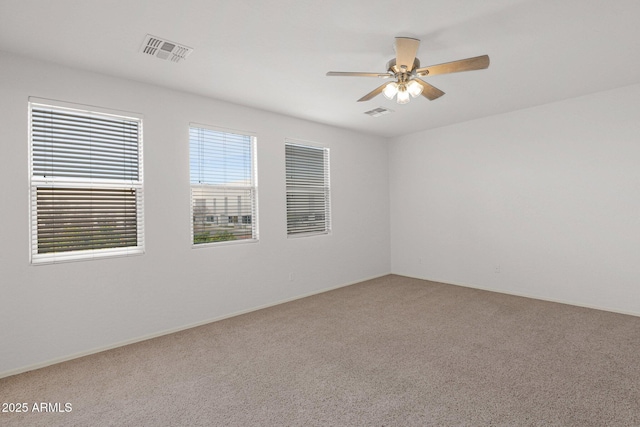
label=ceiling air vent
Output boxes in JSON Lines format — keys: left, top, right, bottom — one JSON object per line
{"left": 364, "top": 107, "right": 393, "bottom": 117}
{"left": 140, "top": 34, "right": 193, "bottom": 63}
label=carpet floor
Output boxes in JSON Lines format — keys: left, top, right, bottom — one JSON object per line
{"left": 2, "top": 275, "right": 640, "bottom": 426}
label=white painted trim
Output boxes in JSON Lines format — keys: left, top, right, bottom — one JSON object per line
{"left": 0, "top": 273, "right": 389, "bottom": 379}
{"left": 394, "top": 273, "right": 640, "bottom": 318}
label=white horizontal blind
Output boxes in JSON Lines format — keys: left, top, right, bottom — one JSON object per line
{"left": 285, "top": 142, "right": 330, "bottom": 236}
{"left": 189, "top": 125, "right": 257, "bottom": 245}
{"left": 35, "top": 187, "right": 138, "bottom": 253}
{"left": 31, "top": 107, "right": 139, "bottom": 180}
{"left": 29, "top": 102, "right": 144, "bottom": 263}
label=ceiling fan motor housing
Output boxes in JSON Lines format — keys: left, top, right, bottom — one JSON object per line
{"left": 387, "top": 58, "right": 421, "bottom": 77}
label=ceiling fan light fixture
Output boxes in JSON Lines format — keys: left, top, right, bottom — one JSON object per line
{"left": 407, "top": 80, "right": 423, "bottom": 98}
{"left": 396, "top": 86, "right": 410, "bottom": 104}
{"left": 382, "top": 82, "right": 398, "bottom": 100}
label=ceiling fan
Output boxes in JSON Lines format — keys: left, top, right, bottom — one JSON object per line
{"left": 326, "top": 37, "right": 489, "bottom": 104}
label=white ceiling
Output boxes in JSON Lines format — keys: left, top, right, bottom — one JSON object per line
{"left": 1, "top": 0, "right": 639, "bottom": 138}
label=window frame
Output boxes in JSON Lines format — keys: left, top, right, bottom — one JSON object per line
{"left": 285, "top": 140, "right": 331, "bottom": 238}
{"left": 189, "top": 123, "right": 259, "bottom": 247}
{"left": 28, "top": 97, "right": 144, "bottom": 264}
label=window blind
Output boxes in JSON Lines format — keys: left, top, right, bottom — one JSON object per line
{"left": 285, "top": 142, "right": 330, "bottom": 236}
{"left": 189, "top": 125, "right": 257, "bottom": 245}
{"left": 35, "top": 187, "right": 138, "bottom": 253}
{"left": 31, "top": 107, "right": 139, "bottom": 180}
{"left": 29, "top": 102, "right": 144, "bottom": 263}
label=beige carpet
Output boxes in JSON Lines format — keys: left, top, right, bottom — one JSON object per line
{"left": 2, "top": 275, "right": 640, "bottom": 426}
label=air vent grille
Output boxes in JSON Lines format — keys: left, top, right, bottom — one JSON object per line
{"left": 364, "top": 107, "right": 393, "bottom": 117}
{"left": 140, "top": 34, "right": 193, "bottom": 63}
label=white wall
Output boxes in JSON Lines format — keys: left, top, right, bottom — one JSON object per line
{"left": 390, "top": 83, "right": 640, "bottom": 315}
{"left": 0, "top": 52, "right": 391, "bottom": 377}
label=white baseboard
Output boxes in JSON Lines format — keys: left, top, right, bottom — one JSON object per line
{"left": 0, "top": 273, "right": 390, "bottom": 379}
{"left": 394, "top": 273, "right": 640, "bottom": 318}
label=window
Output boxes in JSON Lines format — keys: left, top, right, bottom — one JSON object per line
{"left": 29, "top": 99, "right": 144, "bottom": 264}
{"left": 189, "top": 124, "right": 257, "bottom": 245}
{"left": 285, "top": 142, "right": 331, "bottom": 236}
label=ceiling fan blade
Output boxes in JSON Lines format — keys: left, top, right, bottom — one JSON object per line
{"left": 357, "top": 82, "right": 389, "bottom": 102}
{"left": 326, "top": 71, "right": 391, "bottom": 78}
{"left": 416, "top": 55, "right": 490, "bottom": 77}
{"left": 414, "top": 79, "right": 445, "bottom": 100}
{"left": 395, "top": 37, "right": 420, "bottom": 71}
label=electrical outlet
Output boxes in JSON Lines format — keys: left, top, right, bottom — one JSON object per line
{"left": 419, "top": 258, "right": 423, "bottom": 265}
{"left": 289, "top": 272, "right": 294, "bottom": 281}
{"left": 494, "top": 265, "right": 501, "bottom": 274}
